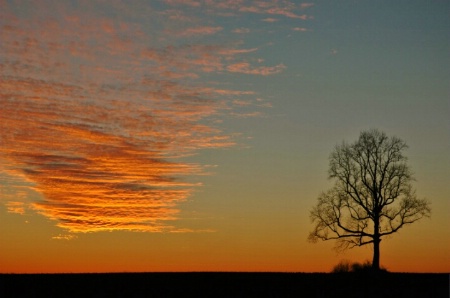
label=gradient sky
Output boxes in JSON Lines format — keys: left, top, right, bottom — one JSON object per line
{"left": 1, "top": 0, "right": 449, "bottom": 273}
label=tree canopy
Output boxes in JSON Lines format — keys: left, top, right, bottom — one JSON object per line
{"left": 309, "top": 129, "right": 431, "bottom": 270}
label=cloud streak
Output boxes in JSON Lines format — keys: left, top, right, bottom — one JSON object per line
{"left": 170, "top": 26, "right": 223, "bottom": 37}
{"left": 163, "top": 0, "right": 314, "bottom": 20}
{"left": 0, "top": 0, "right": 309, "bottom": 233}
{"left": 227, "top": 62, "right": 286, "bottom": 75}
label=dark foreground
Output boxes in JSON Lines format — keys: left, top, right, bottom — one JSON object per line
{"left": 1, "top": 272, "right": 448, "bottom": 298}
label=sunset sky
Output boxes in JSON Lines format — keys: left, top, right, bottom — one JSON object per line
{"left": 1, "top": 0, "right": 449, "bottom": 273}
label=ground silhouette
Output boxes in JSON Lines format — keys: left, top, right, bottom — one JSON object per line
{"left": 1, "top": 272, "right": 448, "bottom": 297}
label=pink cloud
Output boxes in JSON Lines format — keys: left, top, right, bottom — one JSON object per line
{"left": 218, "top": 47, "right": 258, "bottom": 55}
{"left": 164, "top": 0, "right": 202, "bottom": 7}
{"left": 165, "top": 9, "right": 199, "bottom": 22}
{"left": 292, "top": 27, "right": 309, "bottom": 32}
{"left": 232, "top": 27, "right": 251, "bottom": 34}
{"left": 299, "top": 14, "right": 314, "bottom": 20}
{"left": 141, "top": 44, "right": 275, "bottom": 77}
{"left": 262, "top": 18, "right": 278, "bottom": 22}
{"left": 231, "top": 111, "right": 263, "bottom": 118}
{"left": 300, "top": 3, "right": 314, "bottom": 9}
{"left": 161, "top": 0, "right": 314, "bottom": 21}
{"left": 172, "top": 26, "right": 223, "bottom": 37}
{"left": 227, "top": 62, "right": 286, "bottom": 75}
{"left": 239, "top": 6, "right": 260, "bottom": 13}
{"left": 237, "top": 1, "right": 313, "bottom": 19}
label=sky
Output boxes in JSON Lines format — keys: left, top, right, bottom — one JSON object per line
{"left": 0, "top": 0, "right": 449, "bottom": 273}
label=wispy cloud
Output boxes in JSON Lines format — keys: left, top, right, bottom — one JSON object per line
{"left": 227, "top": 62, "right": 286, "bottom": 75}
{"left": 5, "top": 202, "right": 26, "bottom": 215}
{"left": 233, "top": 27, "right": 251, "bottom": 34}
{"left": 262, "top": 18, "right": 278, "bottom": 22}
{"left": 165, "top": 0, "right": 202, "bottom": 7}
{"left": 0, "top": 0, "right": 298, "bottom": 233}
{"left": 292, "top": 27, "right": 310, "bottom": 32}
{"left": 52, "top": 234, "right": 78, "bottom": 240}
{"left": 301, "top": 3, "right": 314, "bottom": 9}
{"left": 238, "top": 1, "right": 313, "bottom": 19}
{"left": 169, "top": 26, "right": 223, "bottom": 37}
{"left": 162, "top": 0, "right": 314, "bottom": 20}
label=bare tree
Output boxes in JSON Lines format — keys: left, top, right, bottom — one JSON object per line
{"left": 308, "top": 129, "right": 431, "bottom": 270}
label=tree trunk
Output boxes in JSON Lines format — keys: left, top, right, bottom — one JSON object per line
{"left": 372, "top": 238, "right": 380, "bottom": 271}
{"left": 372, "top": 212, "right": 381, "bottom": 271}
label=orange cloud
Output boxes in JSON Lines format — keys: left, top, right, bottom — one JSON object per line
{"left": 5, "top": 202, "right": 26, "bottom": 215}
{"left": 52, "top": 234, "right": 78, "bottom": 240}
{"left": 0, "top": 77, "right": 216, "bottom": 232}
{"left": 0, "top": 0, "right": 280, "bottom": 234}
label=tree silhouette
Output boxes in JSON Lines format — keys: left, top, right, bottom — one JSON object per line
{"left": 308, "top": 129, "right": 431, "bottom": 270}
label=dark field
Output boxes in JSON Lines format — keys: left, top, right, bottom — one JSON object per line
{"left": 1, "top": 272, "right": 448, "bottom": 297}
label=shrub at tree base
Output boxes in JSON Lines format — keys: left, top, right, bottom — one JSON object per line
{"left": 332, "top": 260, "right": 388, "bottom": 273}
